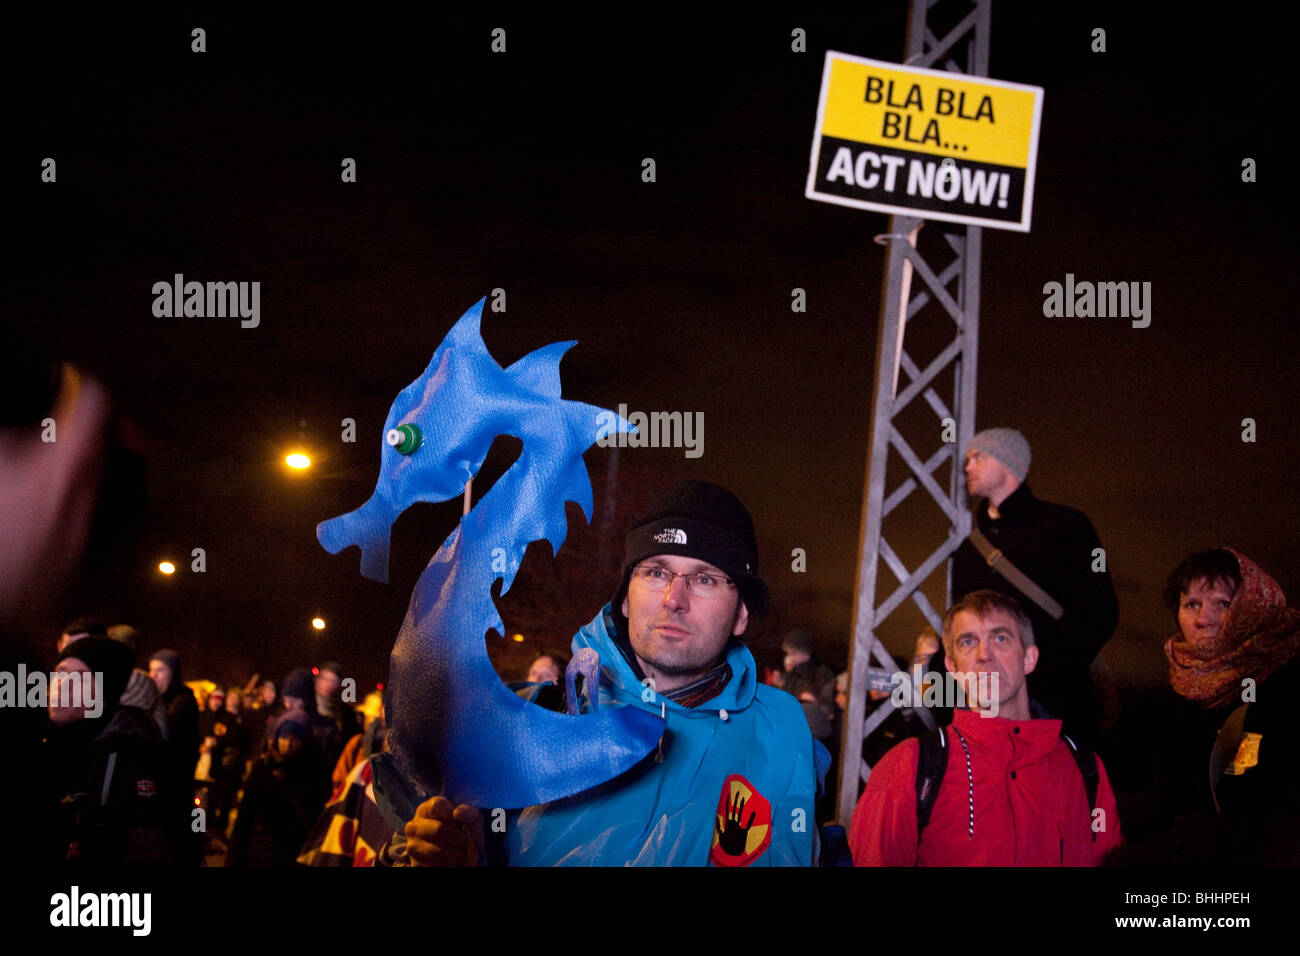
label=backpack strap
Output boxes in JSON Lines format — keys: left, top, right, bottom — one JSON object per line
{"left": 1060, "top": 732, "right": 1100, "bottom": 841}
{"left": 968, "top": 526, "right": 1064, "bottom": 620}
{"left": 914, "top": 727, "right": 949, "bottom": 855}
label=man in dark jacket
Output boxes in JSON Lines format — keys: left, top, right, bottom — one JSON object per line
{"left": 314, "top": 660, "right": 360, "bottom": 754}
{"left": 226, "top": 710, "right": 330, "bottom": 867}
{"left": 283, "top": 665, "right": 345, "bottom": 773}
{"left": 950, "top": 428, "right": 1118, "bottom": 745}
{"left": 48, "top": 636, "right": 170, "bottom": 866}
{"left": 148, "top": 647, "right": 201, "bottom": 863}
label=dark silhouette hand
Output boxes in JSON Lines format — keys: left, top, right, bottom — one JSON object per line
{"left": 715, "top": 789, "right": 757, "bottom": 856}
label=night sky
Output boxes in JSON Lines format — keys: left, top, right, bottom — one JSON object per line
{"left": 6, "top": 4, "right": 1295, "bottom": 703}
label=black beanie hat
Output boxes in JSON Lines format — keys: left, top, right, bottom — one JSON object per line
{"left": 149, "top": 648, "right": 182, "bottom": 686}
{"left": 58, "top": 636, "right": 136, "bottom": 710}
{"left": 615, "top": 481, "right": 769, "bottom": 620}
{"left": 281, "top": 667, "right": 314, "bottom": 701}
{"left": 271, "top": 709, "right": 310, "bottom": 742}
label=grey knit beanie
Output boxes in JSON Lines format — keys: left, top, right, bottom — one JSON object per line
{"left": 968, "top": 428, "right": 1031, "bottom": 482}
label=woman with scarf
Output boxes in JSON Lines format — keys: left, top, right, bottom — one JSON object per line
{"left": 1149, "top": 548, "right": 1300, "bottom": 864}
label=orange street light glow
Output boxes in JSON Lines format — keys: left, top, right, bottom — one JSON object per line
{"left": 286, "top": 453, "right": 311, "bottom": 469}
{"left": 158, "top": 561, "right": 176, "bottom": 575}
{"left": 312, "top": 617, "right": 326, "bottom": 630}
{"left": 512, "top": 633, "right": 526, "bottom": 643}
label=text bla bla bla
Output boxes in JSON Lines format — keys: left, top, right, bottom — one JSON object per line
{"left": 865, "top": 78, "right": 996, "bottom": 122}
{"left": 865, "top": 78, "right": 994, "bottom": 146}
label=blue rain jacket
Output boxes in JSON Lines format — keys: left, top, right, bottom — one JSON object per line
{"left": 506, "top": 606, "right": 819, "bottom": 866}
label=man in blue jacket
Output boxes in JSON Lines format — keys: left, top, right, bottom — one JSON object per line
{"left": 397, "top": 481, "right": 820, "bottom": 866}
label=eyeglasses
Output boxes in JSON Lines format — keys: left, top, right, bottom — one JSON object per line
{"left": 631, "top": 564, "right": 736, "bottom": 597}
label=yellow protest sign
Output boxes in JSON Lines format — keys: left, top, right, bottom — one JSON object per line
{"left": 806, "top": 51, "right": 1044, "bottom": 231}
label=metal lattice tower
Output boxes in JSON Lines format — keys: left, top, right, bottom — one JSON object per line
{"left": 835, "top": 0, "right": 992, "bottom": 826}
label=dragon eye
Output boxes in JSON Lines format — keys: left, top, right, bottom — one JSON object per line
{"left": 386, "top": 423, "right": 423, "bottom": 455}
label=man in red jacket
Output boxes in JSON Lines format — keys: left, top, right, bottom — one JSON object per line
{"left": 849, "top": 590, "right": 1123, "bottom": 865}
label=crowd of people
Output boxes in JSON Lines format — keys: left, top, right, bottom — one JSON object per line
{"left": 40, "top": 623, "right": 386, "bottom": 867}
{"left": 10, "top": 424, "right": 1299, "bottom": 868}
{"left": 764, "top": 430, "right": 1300, "bottom": 866}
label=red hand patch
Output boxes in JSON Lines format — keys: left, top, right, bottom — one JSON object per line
{"left": 709, "top": 774, "right": 772, "bottom": 866}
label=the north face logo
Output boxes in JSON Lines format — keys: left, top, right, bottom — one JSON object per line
{"left": 653, "top": 528, "right": 687, "bottom": 544}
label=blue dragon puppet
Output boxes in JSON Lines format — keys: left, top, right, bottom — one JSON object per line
{"left": 318, "top": 298, "right": 664, "bottom": 811}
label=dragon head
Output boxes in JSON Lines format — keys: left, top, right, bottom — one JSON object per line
{"left": 318, "top": 297, "right": 634, "bottom": 582}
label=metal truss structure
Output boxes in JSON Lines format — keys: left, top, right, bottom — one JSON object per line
{"left": 835, "top": 0, "right": 992, "bottom": 826}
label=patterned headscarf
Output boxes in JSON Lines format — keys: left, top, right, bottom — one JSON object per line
{"left": 1165, "top": 549, "right": 1300, "bottom": 708}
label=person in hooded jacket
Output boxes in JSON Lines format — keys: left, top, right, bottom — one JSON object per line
{"left": 226, "top": 709, "right": 331, "bottom": 867}
{"left": 241, "top": 678, "right": 277, "bottom": 771}
{"left": 393, "top": 481, "right": 822, "bottom": 867}
{"left": 198, "top": 686, "right": 246, "bottom": 829}
{"left": 314, "top": 660, "right": 361, "bottom": 750}
{"left": 46, "top": 636, "right": 171, "bottom": 866}
{"left": 148, "top": 647, "right": 200, "bottom": 864}
{"left": 280, "top": 665, "right": 345, "bottom": 778}
{"left": 848, "top": 591, "right": 1124, "bottom": 866}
